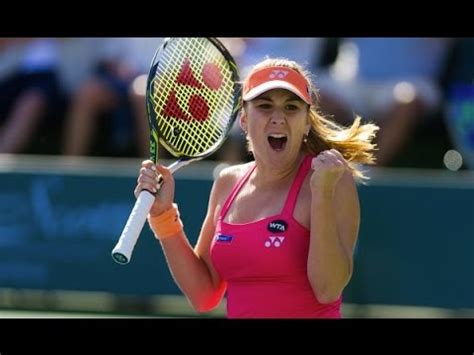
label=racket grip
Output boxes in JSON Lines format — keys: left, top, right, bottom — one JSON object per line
{"left": 111, "top": 190, "right": 156, "bottom": 265}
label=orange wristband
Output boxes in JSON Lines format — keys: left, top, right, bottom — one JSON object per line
{"left": 148, "top": 203, "right": 183, "bottom": 241}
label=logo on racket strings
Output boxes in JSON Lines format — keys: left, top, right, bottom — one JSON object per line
{"left": 162, "top": 58, "right": 223, "bottom": 122}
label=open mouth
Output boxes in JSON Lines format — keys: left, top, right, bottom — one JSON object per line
{"left": 268, "top": 134, "right": 288, "bottom": 151}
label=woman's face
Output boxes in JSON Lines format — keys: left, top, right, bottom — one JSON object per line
{"left": 241, "top": 88, "right": 310, "bottom": 165}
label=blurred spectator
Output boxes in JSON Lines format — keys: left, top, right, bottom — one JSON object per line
{"left": 234, "top": 37, "right": 326, "bottom": 76}
{"left": 315, "top": 38, "right": 453, "bottom": 166}
{"left": 57, "top": 38, "right": 99, "bottom": 98}
{"left": 442, "top": 38, "right": 474, "bottom": 170}
{"left": 61, "top": 38, "right": 163, "bottom": 158}
{"left": 0, "top": 38, "right": 64, "bottom": 154}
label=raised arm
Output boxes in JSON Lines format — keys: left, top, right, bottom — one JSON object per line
{"left": 307, "top": 150, "right": 360, "bottom": 304}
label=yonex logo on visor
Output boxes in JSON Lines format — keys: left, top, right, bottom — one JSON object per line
{"left": 269, "top": 70, "right": 289, "bottom": 79}
{"left": 243, "top": 66, "right": 312, "bottom": 104}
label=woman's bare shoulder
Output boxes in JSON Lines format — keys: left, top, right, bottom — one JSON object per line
{"left": 214, "top": 162, "right": 253, "bottom": 187}
{"left": 209, "top": 162, "right": 254, "bottom": 219}
{"left": 214, "top": 162, "right": 253, "bottom": 194}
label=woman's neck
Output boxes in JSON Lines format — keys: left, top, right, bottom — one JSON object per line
{"left": 251, "top": 153, "right": 305, "bottom": 188}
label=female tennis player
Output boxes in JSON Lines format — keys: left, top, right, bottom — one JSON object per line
{"left": 136, "top": 57, "right": 379, "bottom": 318}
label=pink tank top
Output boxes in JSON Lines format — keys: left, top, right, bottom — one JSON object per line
{"left": 210, "top": 155, "right": 342, "bottom": 318}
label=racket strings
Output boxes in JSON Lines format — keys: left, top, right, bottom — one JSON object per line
{"left": 154, "top": 39, "right": 231, "bottom": 153}
{"left": 150, "top": 38, "right": 237, "bottom": 157}
{"left": 168, "top": 40, "right": 233, "bottom": 154}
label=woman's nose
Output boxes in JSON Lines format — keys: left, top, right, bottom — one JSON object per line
{"left": 270, "top": 110, "right": 286, "bottom": 125}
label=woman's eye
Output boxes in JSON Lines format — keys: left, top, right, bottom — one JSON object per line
{"left": 286, "top": 105, "right": 298, "bottom": 111}
{"left": 258, "top": 104, "right": 272, "bottom": 109}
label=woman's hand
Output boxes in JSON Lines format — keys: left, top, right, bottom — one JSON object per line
{"left": 310, "top": 149, "right": 349, "bottom": 199}
{"left": 134, "top": 160, "right": 175, "bottom": 217}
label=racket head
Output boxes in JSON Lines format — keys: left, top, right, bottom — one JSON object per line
{"left": 145, "top": 37, "right": 241, "bottom": 164}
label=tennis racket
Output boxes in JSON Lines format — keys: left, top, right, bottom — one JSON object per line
{"left": 111, "top": 37, "right": 241, "bottom": 265}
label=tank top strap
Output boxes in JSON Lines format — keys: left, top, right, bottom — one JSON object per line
{"left": 219, "top": 162, "right": 257, "bottom": 220}
{"left": 281, "top": 155, "right": 313, "bottom": 217}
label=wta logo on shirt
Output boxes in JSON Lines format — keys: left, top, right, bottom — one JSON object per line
{"left": 267, "top": 219, "right": 288, "bottom": 233}
{"left": 215, "top": 234, "right": 233, "bottom": 243}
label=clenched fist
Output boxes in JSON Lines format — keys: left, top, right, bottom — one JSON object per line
{"left": 310, "top": 149, "right": 349, "bottom": 198}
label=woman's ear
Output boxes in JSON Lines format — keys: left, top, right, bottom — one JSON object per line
{"left": 239, "top": 109, "right": 248, "bottom": 134}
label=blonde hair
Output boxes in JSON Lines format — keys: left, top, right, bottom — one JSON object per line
{"left": 242, "top": 58, "right": 379, "bottom": 179}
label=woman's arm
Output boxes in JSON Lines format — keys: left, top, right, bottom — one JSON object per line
{"left": 138, "top": 161, "right": 227, "bottom": 312}
{"left": 307, "top": 150, "right": 360, "bottom": 303}
{"left": 157, "top": 170, "right": 228, "bottom": 312}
